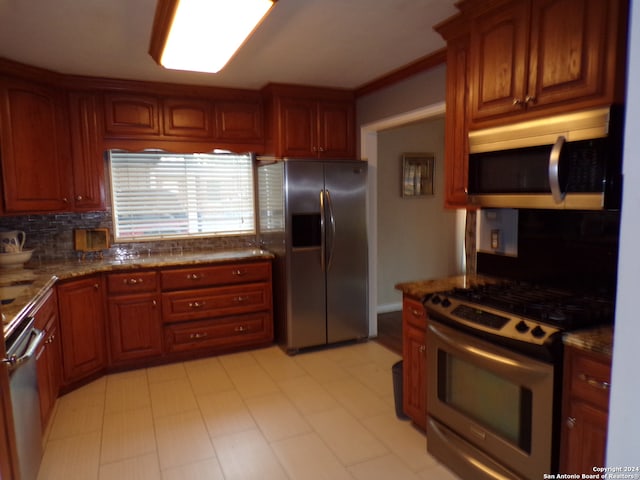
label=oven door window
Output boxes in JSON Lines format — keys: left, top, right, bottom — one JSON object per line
{"left": 438, "top": 351, "right": 532, "bottom": 453}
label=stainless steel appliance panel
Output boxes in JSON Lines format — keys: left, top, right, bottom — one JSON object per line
{"left": 257, "top": 159, "right": 368, "bottom": 353}
{"left": 285, "top": 161, "right": 327, "bottom": 349}
{"left": 5, "top": 317, "right": 45, "bottom": 480}
{"left": 324, "top": 162, "right": 368, "bottom": 343}
{"left": 426, "top": 320, "right": 555, "bottom": 480}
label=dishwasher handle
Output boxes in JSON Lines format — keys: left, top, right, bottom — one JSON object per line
{"left": 2, "top": 328, "right": 45, "bottom": 372}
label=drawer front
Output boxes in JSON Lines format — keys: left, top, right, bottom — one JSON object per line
{"left": 108, "top": 271, "right": 158, "bottom": 295}
{"left": 403, "top": 296, "right": 427, "bottom": 330}
{"left": 162, "top": 283, "right": 272, "bottom": 323}
{"left": 568, "top": 349, "right": 612, "bottom": 410}
{"left": 161, "top": 261, "right": 271, "bottom": 290}
{"left": 165, "top": 312, "right": 273, "bottom": 353}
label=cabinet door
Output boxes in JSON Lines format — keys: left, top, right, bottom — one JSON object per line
{"left": 469, "top": 0, "right": 530, "bottom": 122}
{"left": 34, "top": 289, "right": 62, "bottom": 429}
{"left": 444, "top": 35, "right": 472, "bottom": 208}
{"left": 57, "top": 277, "right": 107, "bottom": 384}
{"left": 214, "top": 100, "right": 263, "bottom": 144}
{"left": 104, "top": 93, "right": 160, "bottom": 137}
{"left": 0, "top": 79, "right": 72, "bottom": 212}
{"left": 562, "top": 400, "right": 608, "bottom": 473}
{"left": 402, "top": 296, "right": 427, "bottom": 429}
{"left": 278, "top": 97, "right": 316, "bottom": 158}
{"left": 108, "top": 293, "right": 163, "bottom": 364}
{"left": 163, "top": 97, "right": 213, "bottom": 138}
{"left": 403, "top": 324, "right": 426, "bottom": 430}
{"left": 317, "top": 101, "right": 354, "bottom": 158}
{"left": 527, "top": 0, "right": 610, "bottom": 109}
{"left": 68, "top": 91, "right": 106, "bottom": 211}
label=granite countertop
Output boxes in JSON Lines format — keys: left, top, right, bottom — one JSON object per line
{"left": 395, "top": 274, "right": 500, "bottom": 300}
{"left": 1, "top": 248, "right": 273, "bottom": 339}
{"left": 563, "top": 325, "right": 613, "bottom": 357}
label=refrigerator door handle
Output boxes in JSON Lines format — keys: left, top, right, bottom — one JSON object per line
{"left": 325, "top": 189, "right": 336, "bottom": 271}
{"left": 319, "top": 189, "right": 327, "bottom": 272}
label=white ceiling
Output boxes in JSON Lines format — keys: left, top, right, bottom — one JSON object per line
{"left": 0, "top": 0, "right": 458, "bottom": 90}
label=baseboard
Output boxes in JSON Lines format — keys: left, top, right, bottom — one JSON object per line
{"left": 377, "top": 302, "right": 402, "bottom": 314}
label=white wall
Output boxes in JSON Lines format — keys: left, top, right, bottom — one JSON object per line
{"left": 376, "top": 117, "right": 460, "bottom": 311}
{"left": 357, "top": 66, "right": 448, "bottom": 334}
{"left": 606, "top": 0, "right": 640, "bottom": 465}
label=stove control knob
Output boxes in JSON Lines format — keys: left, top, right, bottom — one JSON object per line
{"left": 441, "top": 298, "right": 451, "bottom": 308}
{"left": 531, "top": 326, "right": 546, "bottom": 338}
{"left": 431, "top": 295, "right": 442, "bottom": 305}
{"left": 515, "top": 320, "right": 530, "bottom": 333}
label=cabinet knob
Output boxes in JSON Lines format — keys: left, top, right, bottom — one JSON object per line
{"left": 76, "top": 195, "right": 84, "bottom": 201}
{"left": 187, "top": 273, "right": 202, "bottom": 280}
{"left": 231, "top": 269, "right": 246, "bottom": 277}
{"left": 233, "top": 296, "right": 249, "bottom": 303}
{"left": 525, "top": 95, "right": 536, "bottom": 105}
{"left": 566, "top": 416, "right": 576, "bottom": 429}
{"left": 93, "top": 283, "right": 100, "bottom": 289}
{"left": 188, "top": 301, "right": 205, "bottom": 309}
{"left": 152, "top": 300, "right": 157, "bottom": 307}
{"left": 318, "top": 147, "right": 325, "bottom": 152}
{"left": 124, "top": 278, "right": 143, "bottom": 285}
{"left": 578, "top": 373, "right": 610, "bottom": 390}
{"left": 189, "top": 332, "right": 208, "bottom": 340}
{"left": 411, "top": 309, "right": 423, "bottom": 318}
{"left": 512, "top": 98, "right": 525, "bottom": 107}
{"left": 234, "top": 325, "right": 249, "bottom": 333}
{"left": 62, "top": 197, "right": 69, "bottom": 203}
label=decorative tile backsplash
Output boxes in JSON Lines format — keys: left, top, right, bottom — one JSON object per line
{"left": 0, "top": 210, "right": 258, "bottom": 264}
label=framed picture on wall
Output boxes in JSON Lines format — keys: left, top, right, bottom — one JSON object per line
{"left": 401, "top": 153, "right": 434, "bottom": 197}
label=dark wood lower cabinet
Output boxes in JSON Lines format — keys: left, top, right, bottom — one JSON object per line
{"left": 57, "top": 276, "right": 107, "bottom": 385}
{"left": 108, "top": 293, "right": 163, "bottom": 365}
{"left": 34, "top": 289, "right": 62, "bottom": 429}
{"left": 560, "top": 346, "right": 612, "bottom": 473}
{"left": 402, "top": 295, "right": 427, "bottom": 430}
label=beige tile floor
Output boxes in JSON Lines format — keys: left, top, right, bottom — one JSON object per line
{"left": 37, "top": 341, "right": 461, "bottom": 480}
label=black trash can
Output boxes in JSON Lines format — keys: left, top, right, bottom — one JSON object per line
{"left": 392, "top": 360, "right": 409, "bottom": 420}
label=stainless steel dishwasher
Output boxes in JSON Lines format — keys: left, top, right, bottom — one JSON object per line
{"left": 3, "top": 314, "right": 45, "bottom": 480}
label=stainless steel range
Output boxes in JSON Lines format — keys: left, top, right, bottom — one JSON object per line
{"left": 423, "top": 282, "right": 614, "bottom": 480}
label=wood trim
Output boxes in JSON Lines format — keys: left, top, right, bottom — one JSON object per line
{"left": 354, "top": 48, "right": 447, "bottom": 98}
{"left": 148, "top": 0, "right": 179, "bottom": 66}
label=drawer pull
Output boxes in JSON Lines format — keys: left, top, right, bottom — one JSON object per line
{"left": 233, "top": 296, "right": 250, "bottom": 303}
{"left": 419, "top": 345, "right": 426, "bottom": 353}
{"left": 186, "top": 273, "right": 203, "bottom": 280}
{"left": 566, "top": 416, "right": 576, "bottom": 429}
{"left": 124, "top": 278, "right": 144, "bottom": 285}
{"left": 231, "top": 269, "right": 247, "bottom": 276}
{"left": 234, "top": 325, "right": 249, "bottom": 333}
{"left": 188, "top": 301, "right": 206, "bottom": 309}
{"left": 189, "top": 332, "right": 208, "bottom": 340}
{"left": 411, "top": 309, "right": 423, "bottom": 318}
{"left": 578, "top": 373, "right": 610, "bottom": 390}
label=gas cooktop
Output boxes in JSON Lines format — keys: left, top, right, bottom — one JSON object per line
{"left": 423, "top": 281, "right": 614, "bottom": 347}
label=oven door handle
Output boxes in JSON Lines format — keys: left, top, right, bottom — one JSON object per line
{"left": 428, "top": 322, "right": 551, "bottom": 378}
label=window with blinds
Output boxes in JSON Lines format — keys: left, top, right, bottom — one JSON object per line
{"left": 108, "top": 151, "right": 255, "bottom": 241}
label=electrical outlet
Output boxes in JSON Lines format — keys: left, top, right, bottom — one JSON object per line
{"left": 490, "top": 229, "right": 500, "bottom": 250}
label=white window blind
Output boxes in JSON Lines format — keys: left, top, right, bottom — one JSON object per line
{"left": 109, "top": 151, "right": 255, "bottom": 241}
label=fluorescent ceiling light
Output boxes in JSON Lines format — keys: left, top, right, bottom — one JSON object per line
{"left": 149, "top": 0, "right": 276, "bottom": 74}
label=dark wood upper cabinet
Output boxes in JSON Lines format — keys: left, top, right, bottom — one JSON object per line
{"left": 214, "top": 100, "right": 263, "bottom": 144}
{"left": 68, "top": 91, "right": 106, "bottom": 211}
{"left": 469, "top": 0, "right": 627, "bottom": 126}
{"left": 263, "top": 84, "right": 356, "bottom": 159}
{"left": 163, "top": 97, "right": 213, "bottom": 138}
{"left": 104, "top": 93, "right": 161, "bottom": 137}
{"left": 0, "top": 77, "right": 73, "bottom": 213}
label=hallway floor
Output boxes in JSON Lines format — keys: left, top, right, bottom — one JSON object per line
{"left": 37, "top": 341, "right": 459, "bottom": 480}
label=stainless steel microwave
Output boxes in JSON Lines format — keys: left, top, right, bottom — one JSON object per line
{"left": 467, "top": 106, "right": 623, "bottom": 210}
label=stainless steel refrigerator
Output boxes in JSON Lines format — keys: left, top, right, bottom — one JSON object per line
{"left": 257, "top": 159, "right": 368, "bottom": 353}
